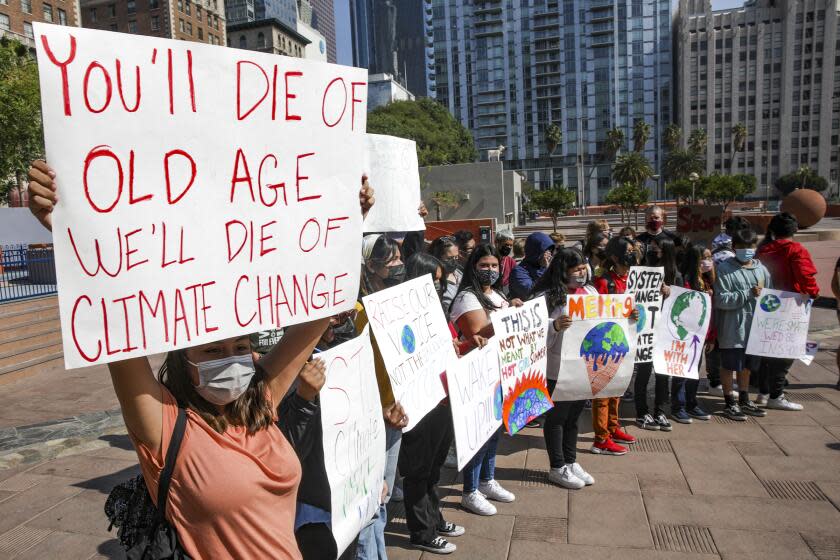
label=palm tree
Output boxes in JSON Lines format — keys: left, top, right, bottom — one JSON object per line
{"left": 604, "top": 127, "right": 625, "bottom": 161}
{"left": 662, "top": 149, "right": 704, "bottom": 182}
{"left": 663, "top": 124, "right": 682, "bottom": 152}
{"left": 544, "top": 122, "right": 562, "bottom": 155}
{"left": 633, "top": 120, "right": 651, "bottom": 153}
{"left": 730, "top": 122, "right": 747, "bottom": 173}
{"left": 687, "top": 128, "right": 708, "bottom": 155}
{"left": 613, "top": 152, "right": 654, "bottom": 188}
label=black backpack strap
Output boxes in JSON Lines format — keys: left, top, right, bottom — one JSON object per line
{"left": 156, "top": 407, "right": 187, "bottom": 522}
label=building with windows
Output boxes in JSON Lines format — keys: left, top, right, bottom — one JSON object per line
{"left": 225, "top": 0, "right": 296, "bottom": 27}
{"left": 309, "top": 0, "right": 334, "bottom": 62}
{"left": 432, "top": 0, "right": 675, "bottom": 205}
{"left": 227, "top": 16, "right": 307, "bottom": 56}
{"left": 676, "top": 0, "right": 840, "bottom": 195}
{"left": 1, "top": 0, "right": 81, "bottom": 48}
{"left": 350, "top": 0, "right": 434, "bottom": 98}
{"left": 368, "top": 72, "right": 415, "bottom": 109}
{"left": 80, "top": 0, "right": 225, "bottom": 44}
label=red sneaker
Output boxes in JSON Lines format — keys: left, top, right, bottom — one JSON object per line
{"left": 591, "top": 438, "right": 627, "bottom": 455}
{"left": 611, "top": 428, "right": 636, "bottom": 444}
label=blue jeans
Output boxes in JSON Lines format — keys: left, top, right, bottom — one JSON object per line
{"left": 355, "top": 427, "right": 402, "bottom": 560}
{"left": 670, "top": 377, "right": 699, "bottom": 413}
{"left": 463, "top": 431, "right": 499, "bottom": 493}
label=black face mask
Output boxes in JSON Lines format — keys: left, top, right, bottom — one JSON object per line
{"left": 443, "top": 258, "right": 459, "bottom": 275}
{"left": 499, "top": 245, "right": 513, "bottom": 257}
{"left": 621, "top": 253, "right": 638, "bottom": 267}
{"left": 383, "top": 264, "right": 406, "bottom": 287}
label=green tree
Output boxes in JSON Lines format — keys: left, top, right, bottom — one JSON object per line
{"left": 531, "top": 185, "right": 576, "bottom": 232}
{"left": 632, "top": 119, "right": 651, "bottom": 153}
{"left": 544, "top": 122, "right": 562, "bottom": 154}
{"left": 663, "top": 124, "right": 682, "bottom": 152}
{"left": 687, "top": 128, "right": 708, "bottom": 155}
{"left": 0, "top": 38, "right": 43, "bottom": 204}
{"left": 665, "top": 179, "right": 695, "bottom": 204}
{"left": 612, "top": 152, "right": 654, "bottom": 188}
{"left": 774, "top": 166, "right": 828, "bottom": 195}
{"left": 367, "top": 98, "right": 478, "bottom": 167}
{"left": 730, "top": 122, "right": 747, "bottom": 172}
{"left": 700, "top": 174, "right": 755, "bottom": 210}
{"left": 604, "top": 127, "right": 625, "bottom": 161}
{"left": 605, "top": 183, "right": 650, "bottom": 226}
{"left": 430, "top": 190, "right": 462, "bottom": 221}
{"left": 662, "top": 148, "right": 704, "bottom": 182}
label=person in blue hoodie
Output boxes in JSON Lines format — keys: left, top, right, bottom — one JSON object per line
{"left": 509, "top": 232, "right": 555, "bottom": 299}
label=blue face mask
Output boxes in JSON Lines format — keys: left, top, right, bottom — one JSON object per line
{"left": 735, "top": 248, "right": 755, "bottom": 262}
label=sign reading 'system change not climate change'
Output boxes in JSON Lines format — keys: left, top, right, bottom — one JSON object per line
{"left": 625, "top": 266, "right": 663, "bottom": 363}
{"left": 34, "top": 23, "right": 367, "bottom": 368}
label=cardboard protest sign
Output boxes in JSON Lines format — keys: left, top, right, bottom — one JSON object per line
{"left": 490, "top": 297, "right": 552, "bottom": 435}
{"left": 626, "top": 266, "right": 663, "bottom": 363}
{"left": 745, "top": 288, "right": 813, "bottom": 359}
{"left": 653, "top": 286, "right": 712, "bottom": 378}
{"left": 362, "top": 134, "right": 425, "bottom": 233}
{"left": 676, "top": 205, "right": 724, "bottom": 245}
{"left": 34, "top": 23, "right": 367, "bottom": 368}
{"left": 447, "top": 339, "right": 503, "bottom": 471}
{"left": 361, "top": 274, "right": 454, "bottom": 431}
{"left": 319, "top": 328, "right": 386, "bottom": 557}
{"left": 556, "top": 293, "right": 637, "bottom": 401}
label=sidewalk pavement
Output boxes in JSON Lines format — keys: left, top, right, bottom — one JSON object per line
{"left": 0, "top": 312, "right": 839, "bottom": 559}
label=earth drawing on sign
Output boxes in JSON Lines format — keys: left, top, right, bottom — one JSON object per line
{"left": 580, "top": 322, "right": 630, "bottom": 396}
{"left": 668, "top": 291, "right": 708, "bottom": 341}
{"left": 635, "top": 304, "right": 647, "bottom": 333}
{"left": 401, "top": 325, "right": 416, "bottom": 354}
{"left": 760, "top": 294, "right": 781, "bottom": 312}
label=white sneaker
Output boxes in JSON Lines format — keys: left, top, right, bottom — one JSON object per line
{"left": 755, "top": 393, "right": 769, "bottom": 406}
{"left": 461, "top": 490, "right": 497, "bottom": 516}
{"left": 478, "top": 479, "right": 516, "bottom": 503}
{"left": 548, "top": 466, "right": 585, "bottom": 489}
{"left": 568, "top": 462, "right": 595, "bottom": 486}
{"left": 708, "top": 385, "right": 724, "bottom": 397}
{"left": 766, "top": 395, "right": 804, "bottom": 411}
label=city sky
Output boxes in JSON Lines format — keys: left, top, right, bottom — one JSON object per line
{"left": 335, "top": 0, "right": 352, "bottom": 66}
{"left": 712, "top": 0, "right": 745, "bottom": 9}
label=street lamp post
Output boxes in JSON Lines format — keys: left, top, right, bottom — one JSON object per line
{"left": 688, "top": 171, "right": 700, "bottom": 204}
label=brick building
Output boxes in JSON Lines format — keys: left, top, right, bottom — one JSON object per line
{"left": 227, "top": 16, "right": 308, "bottom": 57}
{"left": 0, "top": 0, "right": 81, "bottom": 48}
{"left": 80, "top": 0, "right": 225, "bottom": 45}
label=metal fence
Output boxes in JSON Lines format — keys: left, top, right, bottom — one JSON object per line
{"left": 0, "top": 244, "right": 57, "bottom": 303}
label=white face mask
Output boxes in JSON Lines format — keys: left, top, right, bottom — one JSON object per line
{"left": 568, "top": 271, "right": 587, "bottom": 288}
{"left": 188, "top": 354, "right": 256, "bottom": 406}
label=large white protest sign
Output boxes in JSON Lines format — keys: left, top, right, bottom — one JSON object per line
{"left": 653, "top": 286, "right": 711, "bottom": 378}
{"left": 363, "top": 134, "right": 425, "bottom": 233}
{"left": 746, "top": 288, "right": 812, "bottom": 359}
{"left": 361, "top": 274, "right": 453, "bottom": 431}
{"left": 319, "top": 327, "right": 386, "bottom": 557}
{"left": 556, "top": 293, "right": 637, "bottom": 401}
{"left": 447, "top": 339, "right": 503, "bottom": 471}
{"left": 490, "top": 297, "right": 552, "bottom": 435}
{"left": 626, "top": 266, "right": 663, "bottom": 363}
{"left": 34, "top": 23, "right": 366, "bottom": 368}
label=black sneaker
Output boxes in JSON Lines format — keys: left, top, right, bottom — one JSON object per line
{"left": 723, "top": 403, "right": 747, "bottom": 421}
{"left": 654, "top": 413, "right": 673, "bottom": 432}
{"left": 636, "top": 414, "right": 660, "bottom": 431}
{"left": 740, "top": 401, "right": 767, "bottom": 417}
{"left": 437, "top": 522, "right": 465, "bottom": 538}
{"left": 621, "top": 390, "right": 634, "bottom": 402}
{"left": 411, "top": 536, "right": 456, "bottom": 554}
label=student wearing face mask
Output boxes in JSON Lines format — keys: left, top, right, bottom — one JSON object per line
{"left": 531, "top": 248, "right": 597, "bottom": 489}
{"left": 510, "top": 232, "right": 556, "bottom": 299}
{"left": 25, "top": 160, "right": 355, "bottom": 560}
{"left": 636, "top": 206, "right": 678, "bottom": 250}
{"left": 591, "top": 237, "right": 639, "bottom": 455}
{"left": 582, "top": 232, "right": 609, "bottom": 280}
{"left": 714, "top": 228, "right": 772, "bottom": 421}
{"left": 495, "top": 230, "right": 517, "bottom": 293}
{"left": 450, "top": 244, "right": 520, "bottom": 516}
{"left": 429, "top": 236, "right": 463, "bottom": 315}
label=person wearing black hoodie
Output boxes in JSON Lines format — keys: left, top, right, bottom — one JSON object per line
{"left": 509, "top": 232, "right": 555, "bottom": 299}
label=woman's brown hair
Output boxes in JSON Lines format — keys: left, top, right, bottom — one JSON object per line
{"left": 158, "top": 350, "right": 275, "bottom": 434}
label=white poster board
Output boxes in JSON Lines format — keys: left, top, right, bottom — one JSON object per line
{"left": 556, "top": 293, "right": 637, "bottom": 401}
{"left": 626, "top": 266, "right": 663, "bottom": 363}
{"left": 447, "top": 339, "right": 503, "bottom": 471}
{"left": 746, "top": 288, "right": 813, "bottom": 359}
{"left": 652, "top": 286, "right": 712, "bottom": 379}
{"left": 361, "top": 274, "right": 453, "bottom": 431}
{"left": 34, "top": 23, "right": 367, "bottom": 368}
{"left": 490, "top": 297, "right": 553, "bottom": 435}
{"left": 319, "top": 328, "right": 386, "bottom": 557}
{"left": 362, "top": 134, "right": 425, "bottom": 233}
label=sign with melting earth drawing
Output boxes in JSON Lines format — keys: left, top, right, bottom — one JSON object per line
{"left": 653, "top": 285, "right": 712, "bottom": 379}
{"left": 556, "top": 293, "right": 637, "bottom": 401}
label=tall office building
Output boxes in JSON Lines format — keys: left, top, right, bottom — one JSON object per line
{"left": 676, "top": 0, "right": 840, "bottom": 194}
{"left": 81, "top": 0, "right": 225, "bottom": 45}
{"left": 351, "top": 0, "right": 435, "bottom": 97}
{"left": 226, "top": 0, "right": 296, "bottom": 27}
{"left": 432, "top": 0, "right": 675, "bottom": 204}
{"left": 1, "top": 0, "right": 80, "bottom": 48}
{"left": 309, "top": 0, "right": 335, "bottom": 62}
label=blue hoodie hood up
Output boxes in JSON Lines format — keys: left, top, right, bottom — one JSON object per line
{"left": 508, "top": 232, "right": 555, "bottom": 299}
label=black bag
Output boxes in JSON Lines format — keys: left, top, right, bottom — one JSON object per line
{"left": 105, "top": 407, "right": 192, "bottom": 560}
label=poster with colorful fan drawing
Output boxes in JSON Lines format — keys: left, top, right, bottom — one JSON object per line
{"left": 490, "top": 297, "right": 552, "bottom": 435}
{"left": 555, "top": 293, "right": 637, "bottom": 401}
{"left": 652, "top": 285, "right": 712, "bottom": 379}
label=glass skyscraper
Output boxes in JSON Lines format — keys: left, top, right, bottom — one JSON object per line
{"left": 432, "top": 0, "right": 675, "bottom": 204}
{"left": 226, "top": 0, "right": 297, "bottom": 27}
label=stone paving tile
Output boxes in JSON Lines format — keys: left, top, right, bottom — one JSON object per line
{"left": 671, "top": 441, "right": 768, "bottom": 498}
{"left": 27, "top": 489, "right": 113, "bottom": 538}
{"left": 730, "top": 441, "right": 785, "bottom": 457}
{"left": 618, "top": 421, "right": 772, "bottom": 443}
{"left": 825, "top": 425, "right": 840, "bottom": 439}
{"left": 744, "top": 454, "right": 840, "bottom": 482}
{"left": 802, "top": 402, "right": 840, "bottom": 427}
{"left": 509, "top": 541, "right": 720, "bottom": 559}
{"left": 568, "top": 491, "right": 652, "bottom": 549}
{"left": 12, "top": 531, "right": 115, "bottom": 560}
{"left": 27, "top": 454, "right": 140, "bottom": 493}
{"left": 762, "top": 425, "right": 840, "bottom": 456}
{"left": 637, "top": 473, "right": 692, "bottom": 496}
{"left": 0, "top": 475, "right": 83, "bottom": 534}
{"left": 644, "top": 494, "right": 840, "bottom": 534}
{"left": 815, "top": 481, "right": 840, "bottom": 510}
{"left": 710, "top": 528, "right": 817, "bottom": 560}
{"left": 580, "top": 472, "right": 641, "bottom": 495}
{"left": 576, "top": 448, "right": 683, "bottom": 476}
{"left": 757, "top": 408, "right": 821, "bottom": 426}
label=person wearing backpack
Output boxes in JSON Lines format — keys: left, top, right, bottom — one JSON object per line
{"left": 26, "top": 160, "right": 369, "bottom": 560}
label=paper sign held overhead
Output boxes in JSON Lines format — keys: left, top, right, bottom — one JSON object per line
{"left": 363, "top": 134, "right": 425, "bottom": 233}
{"left": 652, "top": 286, "right": 712, "bottom": 379}
{"left": 34, "top": 23, "right": 367, "bottom": 368}
{"left": 745, "top": 288, "right": 812, "bottom": 360}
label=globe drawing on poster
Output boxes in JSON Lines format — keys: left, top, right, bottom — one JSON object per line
{"left": 760, "top": 294, "right": 781, "bottom": 312}
{"left": 635, "top": 305, "right": 647, "bottom": 333}
{"left": 580, "top": 322, "right": 631, "bottom": 395}
{"left": 668, "top": 291, "right": 709, "bottom": 341}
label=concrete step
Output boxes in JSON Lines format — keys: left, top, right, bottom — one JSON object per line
{"left": 0, "top": 327, "right": 61, "bottom": 355}
{"left": 0, "top": 316, "right": 62, "bottom": 342}
{"left": 0, "top": 303, "right": 60, "bottom": 328}
{"left": 0, "top": 339, "right": 64, "bottom": 369}
{"left": 0, "top": 351, "right": 64, "bottom": 386}
{"left": 0, "top": 295, "right": 58, "bottom": 315}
